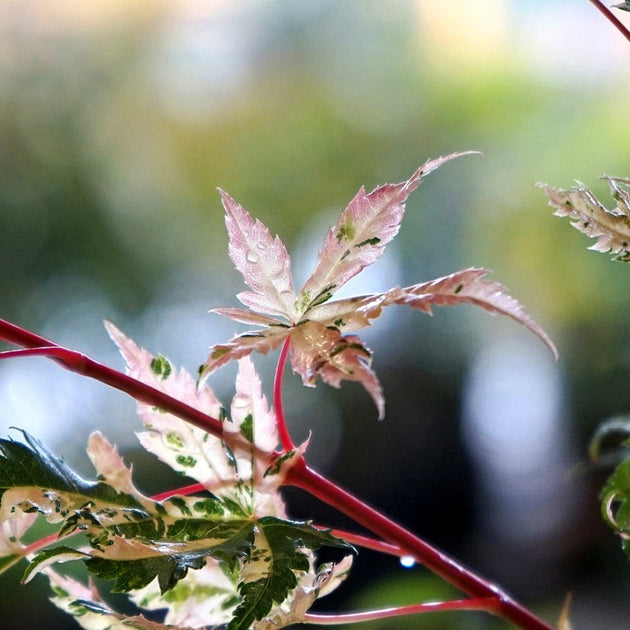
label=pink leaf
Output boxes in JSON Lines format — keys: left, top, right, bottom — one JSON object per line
{"left": 201, "top": 326, "right": 290, "bottom": 379}
{"left": 297, "top": 152, "right": 478, "bottom": 314}
{"left": 228, "top": 356, "right": 279, "bottom": 465}
{"left": 289, "top": 321, "right": 385, "bottom": 419}
{"left": 209, "top": 306, "right": 287, "bottom": 327}
{"left": 105, "top": 322, "right": 232, "bottom": 487}
{"left": 540, "top": 178, "right": 630, "bottom": 261}
{"left": 307, "top": 292, "right": 394, "bottom": 332}
{"left": 396, "top": 268, "right": 558, "bottom": 359}
{"left": 220, "top": 189, "right": 296, "bottom": 318}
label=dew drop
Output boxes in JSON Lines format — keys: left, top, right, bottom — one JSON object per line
{"left": 400, "top": 555, "right": 416, "bottom": 568}
{"left": 246, "top": 251, "right": 258, "bottom": 263}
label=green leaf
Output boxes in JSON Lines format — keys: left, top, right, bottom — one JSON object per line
{"left": 589, "top": 416, "right": 630, "bottom": 462}
{"left": 86, "top": 549, "right": 211, "bottom": 594}
{"left": 228, "top": 518, "right": 353, "bottom": 630}
{"left": 0, "top": 431, "right": 143, "bottom": 510}
{"left": 601, "top": 459, "right": 630, "bottom": 536}
{"left": 23, "top": 546, "right": 89, "bottom": 583}
{"left": 590, "top": 418, "right": 630, "bottom": 556}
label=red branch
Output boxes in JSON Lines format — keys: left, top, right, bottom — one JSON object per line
{"left": 285, "top": 460, "right": 553, "bottom": 630}
{"left": 304, "top": 597, "right": 501, "bottom": 625}
{"left": 0, "top": 319, "right": 223, "bottom": 438}
{"left": 589, "top": 0, "right": 630, "bottom": 42}
{"left": 274, "top": 337, "right": 295, "bottom": 452}
{"left": 0, "top": 318, "right": 553, "bottom": 629}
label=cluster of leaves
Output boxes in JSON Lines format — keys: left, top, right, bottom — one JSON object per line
{"left": 204, "top": 151, "right": 556, "bottom": 420}
{"left": 0, "top": 335, "right": 352, "bottom": 630}
{"left": 0, "top": 153, "right": 559, "bottom": 630}
{"left": 543, "top": 175, "right": 630, "bottom": 557}
{"left": 540, "top": 176, "right": 630, "bottom": 262}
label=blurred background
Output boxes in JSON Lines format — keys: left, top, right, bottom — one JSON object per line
{"left": 1, "top": 1, "right": 630, "bottom": 628}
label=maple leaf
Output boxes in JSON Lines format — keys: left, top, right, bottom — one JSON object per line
{"left": 46, "top": 569, "right": 196, "bottom": 630}
{"left": 106, "top": 323, "right": 302, "bottom": 516}
{"left": 0, "top": 429, "right": 351, "bottom": 629}
{"left": 540, "top": 176, "right": 630, "bottom": 262}
{"left": 202, "top": 154, "right": 557, "bottom": 418}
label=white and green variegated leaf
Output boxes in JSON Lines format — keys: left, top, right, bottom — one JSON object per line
{"left": 251, "top": 555, "right": 353, "bottom": 630}
{"left": 106, "top": 322, "right": 235, "bottom": 488}
{"left": 541, "top": 176, "right": 630, "bottom": 262}
{"left": 224, "top": 357, "right": 285, "bottom": 515}
{"left": 87, "top": 432, "right": 152, "bottom": 507}
{"left": 201, "top": 326, "right": 290, "bottom": 379}
{"left": 25, "top": 518, "right": 255, "bottom": 591}
{"left": 129, "top": 558, "right": 239, "bottom": 628}
{"left": 107, "top": 322, "right": 288, "bottom": 513}
{"left": 0, "top": 432, "right": 247, "bottom": 584}
{"left": 228, "top": 517, "right": 352, "bottom": 630}
{"left": 24, "top": 546, "right": 90, "bottom": 583}
{"left": 0, "top": 431, "right": 147, "bottom": 538}
{"left": 0, "top": 430, "right": 230, "bottom": 550}
{"left": 47, "top": 569, "right": 192, "bottom": 630}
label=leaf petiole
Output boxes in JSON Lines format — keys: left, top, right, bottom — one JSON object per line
{"left": 588, "top": 0, "right": 630, "bottom": 42}
{"left": 0, "top": 319, "right": 223, "bottom": 438}
{"left": 274, "top": 337, "right": 295, "bottom": 452}
{"left": 304, "top": 598, "right": 501, "bottom": 625}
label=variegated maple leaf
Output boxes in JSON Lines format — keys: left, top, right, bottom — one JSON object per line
{"left": 202, "top": 153, "right": 557, "bottom": 419}
{"left": 540, "top": 176, "right": 630, "bottom": 262}
{"left": 105, "top": 322, "right": 302, "bottom": 516}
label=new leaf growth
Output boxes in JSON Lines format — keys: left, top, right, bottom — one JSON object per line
{"left": 204, "top": 152, "right": 556, "bottom": 419}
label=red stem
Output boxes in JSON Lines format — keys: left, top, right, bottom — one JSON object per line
{"left": 285, "top": 460, "right": 553, "bottom": 630}
{"left": 274, "top": 337, "right": 295, "bottom": 452}
{"left": 588, "top": 0, "right": 630, "bottom": 42}
{"left": 0, "top": 319, "right": 552, "bottom": 628}
{"left": 304, "top": 598, "right": 501, "bottom": 625}
{"left": 0, "top": 320, "right": 223, "bottom": 438}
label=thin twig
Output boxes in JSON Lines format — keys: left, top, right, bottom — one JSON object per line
{"left": 304, "top": 598, "right": 500, "bottom": 625}
{"left": 588, "top": 0, "right": 630, "bottom": 42}
{"left": 286, "top": 460, "right": 554, "bottom": 630}
{"left": 274, "top": 337, "right": 295, "bottom": 451}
